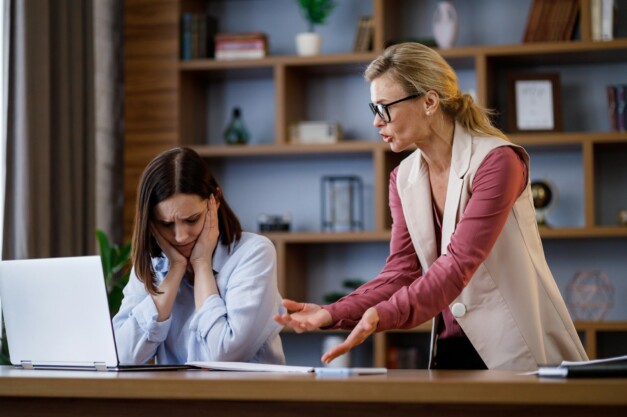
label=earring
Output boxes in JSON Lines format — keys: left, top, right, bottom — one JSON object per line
{"left": 426, "top": 111, "right": 431, "bottom": 116}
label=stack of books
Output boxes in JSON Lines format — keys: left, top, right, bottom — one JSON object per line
{"left": 214, "top": 33, "right": 268, "bottom": 60}
{"left": 180, "top": 13, "right": 217, "bottom": 60}
{"left": 607, "top": 85, "right": 627, "bottom": 132}
{"left": 591, "top": 0, "right": 618, "bottom": 41}
{"left": 523, "top": 0, "right": 580, "bottom": 42}
{"left": 353, "top": 16, "right": 374, "bottom": 52}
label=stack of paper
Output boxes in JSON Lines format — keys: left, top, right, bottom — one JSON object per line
{"left": 534, "top": 354, "right": 627, "bottom": 378}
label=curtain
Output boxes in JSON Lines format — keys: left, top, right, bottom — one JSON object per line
{"left": 2, "top": 0, "right": 95, "bottom": 260}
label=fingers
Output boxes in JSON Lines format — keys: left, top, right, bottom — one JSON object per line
{"left": 282, "top": 299, "right": 306, "bottom": 312}
{"left": 274, "top": 312, "right": 310, "bottom": 333}
{"left": 321, "top": 308, "right": 379, "bottom": 364}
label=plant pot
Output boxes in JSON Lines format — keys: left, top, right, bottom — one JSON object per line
{"left": 296, "top": 32, "right": 321, "bottom": 56}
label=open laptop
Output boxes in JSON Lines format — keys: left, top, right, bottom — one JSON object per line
{"left": 0, "top": 255, "right": 188, "bottom": 371}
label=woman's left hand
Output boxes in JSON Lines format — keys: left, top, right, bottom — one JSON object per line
{"left": 189, "top": 195, "right": 220, "bottom": 270}
{"left": 320, "top": 307, "right": 379, "bottom": 364}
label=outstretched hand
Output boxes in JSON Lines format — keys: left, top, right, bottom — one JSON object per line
{"left": 321, "top": 307, "right": 379, "bottom": 364}
{"left": 274, "top": 299, "right": 332, "bottom": 333}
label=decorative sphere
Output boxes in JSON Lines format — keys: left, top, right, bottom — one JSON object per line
{"left": 531, "top": 180, "right": 553, "bottom": 209}
{"left": 565, "top": 270, "right": 614, "bottom": 321}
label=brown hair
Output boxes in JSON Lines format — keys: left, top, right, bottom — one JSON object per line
{"left": 132, "top": 147, "right": 242, "bottom": 294}
{"left": 365, "top": 42, "right": 508, "bottom": 141}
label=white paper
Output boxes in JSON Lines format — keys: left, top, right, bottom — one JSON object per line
{"left": 187, "top": 361, "right": 388, "bottom": 376}
{"left": 560, "top": 353, "right": 627, "bottom": 367}
{"left": 187, "top": 360, "right": 314, "bottom": 373}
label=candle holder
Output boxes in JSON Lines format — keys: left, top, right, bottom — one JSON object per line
{"left": 321, "top": 175, "right": 363, "bottom": 232}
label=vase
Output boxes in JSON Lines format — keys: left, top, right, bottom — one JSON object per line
{"left": 295, "top": 32, "right": 321, "bottom": 56}
{"left": 321, "top": 335, "right": 351, "bottom": 368}
{"left": 432, "top": 1, "right": 458, "bottom": 49}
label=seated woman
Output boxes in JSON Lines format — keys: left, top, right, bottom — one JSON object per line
{"left": 113, "top": 147, "right": 285, "bottom": 365}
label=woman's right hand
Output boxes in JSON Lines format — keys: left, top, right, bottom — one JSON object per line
{"left": 150, "top": 222, "right": 188, "bottom": 269}
{"left": 274, "top": 299, "right": 333, "bottom": 333}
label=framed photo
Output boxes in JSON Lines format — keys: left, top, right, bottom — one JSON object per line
{"left": 507, "top": 73, "right": 562, "bottom": 133}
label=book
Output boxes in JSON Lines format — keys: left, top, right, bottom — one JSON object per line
{"left": 591, "top": 0, "right": 602, "bottom": 40}
{"left": 524, "top": 0, "right": 580, "bottom": 43}
{"left": 534, "top": 354, "right": 627, "bottom": 378}
{"left": 601, "top": 0, "right": 616, "bottom": 40}
{"left": 617, "top": 84, "right": 627, "bottom": 132}
{"left": 353, "top": 16, "right": 373, "bottom": 52}
{"left": 607, "top": 85, "right": 618, "bottom": 131}
{"left": 187, "top": 361, "right": 387, "bottom": 376}
{"left": 180, "top": 13, "right": 218, "bottom": 60}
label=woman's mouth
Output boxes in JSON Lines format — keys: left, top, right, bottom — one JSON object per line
{"left": 176, "top": 242, "right": 195, "bottom": 253}
{"left": 381, "top": 134, "right": 393, "bottom": 143}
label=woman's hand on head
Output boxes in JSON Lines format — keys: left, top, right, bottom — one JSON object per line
{"left": 151, "top": 222, "right": 188, "bottom": 268}
{"left": 321, "top": 307, "right": 379, "bottom": 364}
{"left": 189, "top": 194, "right": 220, "bottom": 271}
{"left": 273, "top": 299, "right": 332, "bottom": 333}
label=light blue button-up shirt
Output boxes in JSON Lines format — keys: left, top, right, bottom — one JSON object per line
{"left": 112, "top": 232, "right": 285, "bottom": 365}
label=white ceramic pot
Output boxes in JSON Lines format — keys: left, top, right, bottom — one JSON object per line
{"left": 432, "top": 1, "right": 458, "bottom": 49}
{"left": 296, "top": 32, "right": 321, "bottom": 56}
{"left": 321, "top": 335, "right": 351, "bottom": 368}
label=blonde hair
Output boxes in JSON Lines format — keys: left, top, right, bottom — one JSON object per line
{"left": 365, "top": 42, "right": 508, "bottom": 141}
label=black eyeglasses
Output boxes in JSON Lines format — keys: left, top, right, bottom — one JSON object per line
{"left": 369, "top": 94, "right": 421, "bottom": 123}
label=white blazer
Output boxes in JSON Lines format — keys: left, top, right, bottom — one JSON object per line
{"left": 396, "top": 122, "right": 588, "bottom": 370}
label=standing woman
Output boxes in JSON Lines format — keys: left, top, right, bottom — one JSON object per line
{"left": 114, "top": 147, "right": 285, "bottom": 365}
{"left": 275, "top": 42, "right": 587, "bottom": 370}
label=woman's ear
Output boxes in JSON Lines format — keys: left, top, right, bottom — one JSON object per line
{"left": 423, "top": 90, "right": 439, "bottom": 114}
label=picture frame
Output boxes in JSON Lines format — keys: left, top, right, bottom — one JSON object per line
{"left": 507, "top": 72, "right": 562, "bottom": 133}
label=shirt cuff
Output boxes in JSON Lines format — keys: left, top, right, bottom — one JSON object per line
{"left": 131, "top": 295, "right": 171, "bottom": 342}
{"left": 374, "top": 302, "right": 398, "bottom": 332}
{"left": 189, "top": 294, "right": 227, "bottom": 338}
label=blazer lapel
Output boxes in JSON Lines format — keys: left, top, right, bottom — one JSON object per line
{"left": 399, "top": 151, "right": 438, "bottom": 270}
{"left": 441, "top": 122, "right": 472, "bottom": 254}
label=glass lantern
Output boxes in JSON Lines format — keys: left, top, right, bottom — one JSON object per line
{"left": 321, "top": 175, "right": 364, "bottom": 232}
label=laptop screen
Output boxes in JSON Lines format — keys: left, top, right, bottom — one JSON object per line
{"left": 0, "top": 256, "right": 119, "bottom": 368}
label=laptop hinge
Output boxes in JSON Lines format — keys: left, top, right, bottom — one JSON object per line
{"left": 21, "top": 360, "right": 34, "bottom": 370}
{"left": 94, "top": 362, "right": 108, "bottom": 372}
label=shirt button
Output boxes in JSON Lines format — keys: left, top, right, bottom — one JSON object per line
{"left": 451, "top": 303, "right": 467, "bottom": 318}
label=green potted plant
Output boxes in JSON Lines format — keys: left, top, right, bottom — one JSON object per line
{"left": 96, "top": 230, "right": 132, "bottom": 317}
{"left": 295, "top": 0, "right": 335, "bottom": 56}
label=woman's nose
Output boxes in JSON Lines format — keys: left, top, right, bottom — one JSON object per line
{"left": 373, "top": 114, "right": 385, "bottom": 128}
{"left": 173, "top": 226, "right": 189, "bottom": 243}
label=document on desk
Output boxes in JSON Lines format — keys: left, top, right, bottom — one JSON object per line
{"left": 186, "top": 361, "right": 387, "bottom": 376}
{"left": 532, "top": 354, "right": 627, "bottom": 378}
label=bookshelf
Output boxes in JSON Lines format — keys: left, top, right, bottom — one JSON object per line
{"left": 124, "top": 0, "right": 627, "bottom": 366}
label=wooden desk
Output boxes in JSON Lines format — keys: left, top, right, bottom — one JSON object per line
{"left": 0, "top": 366, "right": 625, "bottom": 417}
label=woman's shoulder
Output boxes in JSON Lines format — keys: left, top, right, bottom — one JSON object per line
{"left": 233, "top": 232, "right": 275, "bottom": 254}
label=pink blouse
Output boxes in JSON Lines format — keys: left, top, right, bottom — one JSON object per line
{"left": 323, "top": 146, "right": 527, "bottom": 339}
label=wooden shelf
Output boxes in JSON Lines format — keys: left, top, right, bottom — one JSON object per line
{"left": 539, "top": 227, "right": 627, "bottom": 239}
{"left": 511, "top": 132, "right": 627, "bottom": 147}
{"left": 264, "top": 230, "right": 391, "bottom": 244}
{"left": 125, "top": 0, "right": 627, "bottom": 369}
{"left": 192, "top": 141, "right": 386, "bottom": 158}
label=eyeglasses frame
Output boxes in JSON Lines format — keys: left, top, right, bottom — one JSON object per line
{"left": 369, "top": 93, "right": 422, "bottom": 123}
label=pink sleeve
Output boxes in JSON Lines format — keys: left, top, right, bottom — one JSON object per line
{"left": 374, "top": 146, "right": 528, "bottom": 331}
{"left": 322, "top": 167, "right": 422, "bottom": 329}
